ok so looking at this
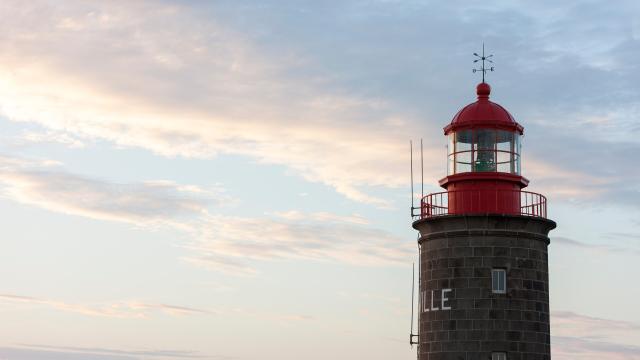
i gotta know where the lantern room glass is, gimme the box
[447,129,521,175]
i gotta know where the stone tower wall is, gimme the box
[413,215,556,360]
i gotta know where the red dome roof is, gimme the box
[444,83,523,134]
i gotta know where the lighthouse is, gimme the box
[411,52,556,360]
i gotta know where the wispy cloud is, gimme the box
[553,336,640,360]
[553,236,640,256]
[229,307,314,325]
[1,1,638,208]
[14,344,212,359]
[0,343,230,360]
[0,154,412,274]
[0,155,228,226]
[267,210,370,225]
[0,1,428,206]
[0,293,212,319]
[0,347,138,360]
[604,232,640,241]
[19,130,86,148]
[182,212,413,275]
[552,311,640,359]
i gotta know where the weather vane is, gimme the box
[473,43,494,83]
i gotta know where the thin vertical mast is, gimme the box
[417,243,421,346]
[482,42,485,83]
[420,138,424,199]
[410,262,415,347]
[410,140,414,216]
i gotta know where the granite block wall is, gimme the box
[413,215,556,360]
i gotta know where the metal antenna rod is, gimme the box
[417,244,421,342]
[409,245,421,346]
[420,138,424,199]
[410,262,415,347]
[482,43,485,83]
[410,140,414,216]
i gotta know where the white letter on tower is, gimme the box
[430,290,439,311]
[441,289,452,310]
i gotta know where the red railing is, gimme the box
[414,189,547,219]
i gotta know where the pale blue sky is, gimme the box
[0,1,639,359]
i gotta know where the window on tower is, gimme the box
[492,269,506,294]
[492,352,507,360]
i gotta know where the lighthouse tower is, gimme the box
[412,59,555,359]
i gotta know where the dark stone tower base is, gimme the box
[413,215,556,360]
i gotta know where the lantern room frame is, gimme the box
[447,128,522,175]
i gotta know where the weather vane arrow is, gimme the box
[472,43,494,83]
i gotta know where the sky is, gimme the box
[0,0,639,359]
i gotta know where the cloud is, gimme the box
[268,210,370,225]
[0,154,412,274]
[229,308,314,324]
[1,1,638,209]
[521,131,640,208]
[0,293,212,319]
[0,1,432,206]
[552,311,640,359]
[0,155,228,225]
[553,236,640,256]
[0,344,222,360]
[553,236,594,248]
[3,0,639,211]
[15,344,208,359]
[19,130,86,148]
[0,291,313,331]
[605,232,640,241]
[553,311,640,339]
[182,211,413,275]
[2,0,638,271]
[553,336,640,360]
[0,347,138,360]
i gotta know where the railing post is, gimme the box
[442,192,446,216]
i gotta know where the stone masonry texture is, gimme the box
[412,215,556,360]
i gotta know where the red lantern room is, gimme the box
[420,82,547,218]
